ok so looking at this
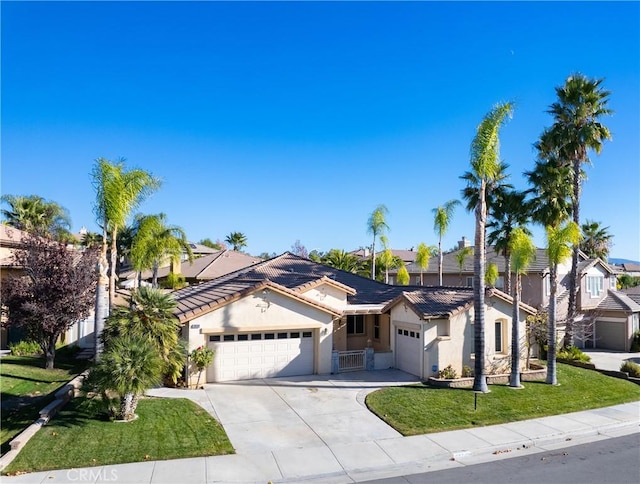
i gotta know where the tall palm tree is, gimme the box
[580,220,613,260]
[460,161,513,213]
[91,158,161,309]
[544,222,581,385]
[486,190,531,295]
[102,287,185,384]
[1,194,72,240]
[130,213,193,288]
[367,204,389,280]
[544,74,612,348]
[415,242,437,286]
[508,227,536,388]
[225,231,248,251]
[432,199,460,286]
[468,102,513,393]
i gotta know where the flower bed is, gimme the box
[427,364,547,389]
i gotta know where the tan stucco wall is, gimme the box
[389,296,528,379]
[299,283,348,310]
[184,290,335,378]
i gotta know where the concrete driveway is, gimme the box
[203,369,422,455]
[583,349,640,372]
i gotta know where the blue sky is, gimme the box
[2,1,639,260]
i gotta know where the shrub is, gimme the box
[630,331,640,352]
[9,340,41,356]
[161,272,187,290]
[557,346,591,363]
[620,361,640,378]
[437,365,457,379]
[461,365,474,377]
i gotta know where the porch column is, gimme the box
[331,350,339,374]
[365,347,374,371]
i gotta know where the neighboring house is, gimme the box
[173,252,534,384]
[120,249,261,287]
[619,263,640,278]
[0,225,95,350]
[387,240,638,352]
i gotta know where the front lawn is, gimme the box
[366,363,640,436]
[4,397,234,474]
[1,351,89,454]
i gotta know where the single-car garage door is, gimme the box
[596,320,627,351]
[395,325,422,377]
[206,330,314,382]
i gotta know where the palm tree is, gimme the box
[1,194,72,240]
[486,190,531,295]
[225,231,248,251]
[432,200,460,285]
[508,227,536,388]
[91,159,160,359]
[415,242,437,286]
[460,161,513,213]
[367,204,389,280]
[455,246,473,285]
[378,235,396,283]
[580,220,613,260]
[80,231,103,249]
[91,334,163,420]
[544,74,612,348]
[544,222,581,385]
[102,287,185,384]
[468,102,513,393]
[322,249,364,274]
[91,158,161,309]
[130,213,193,288]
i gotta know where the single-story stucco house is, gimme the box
[172,253,536,384]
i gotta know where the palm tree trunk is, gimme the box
[109,228,118,309]
[438,238,443,286]
[566,155,582,348]
[473,182,488,393]
[509,273,521,387]
[94,227,110,359]
[504,255,512,296]
[119,392,135,420]
[371,240,376,280]
[546,263,558,385]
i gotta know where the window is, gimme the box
[237,334,248,341]
[466,277,474,288]
[277,332,288,339]
[209,335,220,342]
[633,314,639,334]
[223,334,234,341]
[388,276,395,285]
[495,321,504,353]
[374,316,380,340]
[251,334,262,340]
[290,332,300,338]
[264,333,275,340]
[302,331,312,338]
[586,275,604,297]
[543,274,551,296]
[495,276,504,290]
[347,315,365,335]
[415,276,421,285]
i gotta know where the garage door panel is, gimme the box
[596,321,626,351]
[395,325,422,378]
[207,331,314,382]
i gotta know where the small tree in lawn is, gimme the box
[0,233,97,369]
[191,346,214,389]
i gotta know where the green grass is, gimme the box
[1,351,89,454]
[366,364,640,436]
[4,397,234,474]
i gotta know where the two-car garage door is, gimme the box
[206,330,314,382]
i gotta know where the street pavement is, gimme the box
[3,362,639,484]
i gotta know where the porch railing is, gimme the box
[338,350,365,372]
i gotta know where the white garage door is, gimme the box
[395,325,422,377]
[206,330,314,382]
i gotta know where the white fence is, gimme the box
[338,350,365,372]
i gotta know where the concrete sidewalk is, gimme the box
[3,369,639,484]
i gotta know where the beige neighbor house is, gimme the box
[0,225,95,350]
[388,240,639,351]
[172,252,535,384]
[119,248,261,288]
